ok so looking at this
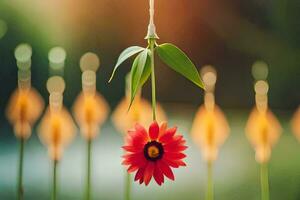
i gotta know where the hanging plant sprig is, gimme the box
[109,0,204,187]
[109,0,204,115]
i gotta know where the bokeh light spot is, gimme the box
[80,52,100,72]
[48,47,66,64]
[18,70,31,90]
[82,70,96,94]
[14,44,32,63]
[47,76,65,94]
[252,61,268,80]
[255,80,269,95]
[201,65,217,88]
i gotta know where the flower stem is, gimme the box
[86,139,92,200]
[149,39,157,121]
[260,162,269,200]
[205,162,214,200]
[125,172,131,200]
[52,160,58,200]
[17,138,24,200]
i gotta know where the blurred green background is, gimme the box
[0,0,300,199]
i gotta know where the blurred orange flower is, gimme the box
[245,108,281,163]
[6,88,44,139]
[38,107,76,161]
[191,105,230,162]
[291,107,300,142]
[73,92,109,140]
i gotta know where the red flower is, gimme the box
[122,121,187,186]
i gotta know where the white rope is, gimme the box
[149,0,154,25]
[146,0,159,39]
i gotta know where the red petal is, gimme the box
[164,144,188,152]
[164,157,187,168]
[163,135,185,145]
[159,122,168,137]
[163,158,179,168]
[125,158,147,171]
[127,165,139,173]
[122,146,142,153]
[157,160,175,181]
[139,178,144,184]
[144,162,155,186]
[159,127,177,143]
[175,160,187,167]
[135,167,145,181]
[135,123,147,136]
[153,163,164,185]
[164,152,186,160]
[149,121,159,140]
[125,128,148,148]
[122,152,146,166]
[122,152,143,160]
[122,160,131,165]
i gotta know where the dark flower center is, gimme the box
[144,141,164,161]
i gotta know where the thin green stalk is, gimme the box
[149,39,157,121]
[125,172,131,200]
[205,162,214,200]
[52,160,58,200]
[260,162,269,200]
[17,138,24,200]
[86,139,92,200]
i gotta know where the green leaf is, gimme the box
[139,51,151,86]
[109,46,145,82]
[156,43,204,89]
[129,49,149,109]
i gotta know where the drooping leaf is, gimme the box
[129,49,149,109]
[109,46,145,82]
[156,43,204,89]
[140,51,152,87]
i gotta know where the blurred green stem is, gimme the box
[52,160,58,200]
[125,172,131,200]
[17,138,24,200]
[86,139,92,200]
[260,162,269,200]
[149,39,157,121]
[205,162,214,200]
